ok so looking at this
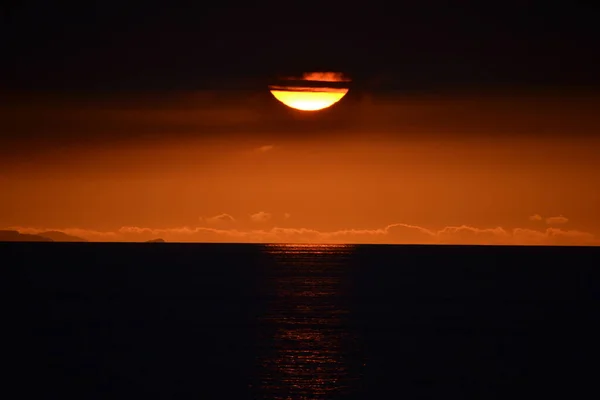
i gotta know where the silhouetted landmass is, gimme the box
[0,230,53,242]
[39,231,87,242]
[146,238,166,243]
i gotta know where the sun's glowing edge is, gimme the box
[269,89,349,111]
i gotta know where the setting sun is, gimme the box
[269,72,350,111]
[269,87,349,111]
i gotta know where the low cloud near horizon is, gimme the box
[529,214,570,225]
[529,214,543,221]
[250,211,272,223]
[7,222,599,246]
[545,215,569,225]
[255,145,275,153]
[201,213,236,224]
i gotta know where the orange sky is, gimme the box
[1,89,599,245]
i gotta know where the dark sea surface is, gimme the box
[3,243,600,399]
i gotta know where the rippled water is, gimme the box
[256,244,360,399]
[4,242,600,398]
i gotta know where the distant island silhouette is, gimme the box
[0,230,87,242]
[145,238,166,243]
[0,230,53,242]
[0,231,167,243]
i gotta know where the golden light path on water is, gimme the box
[256,244,361,399]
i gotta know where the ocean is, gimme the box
[3,243,599,399]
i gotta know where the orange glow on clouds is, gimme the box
[2,91,600,246]
[294,72,350,82]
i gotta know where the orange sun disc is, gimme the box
[268,72,350,111]
[269,88,349,111]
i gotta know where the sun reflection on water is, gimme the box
[256,244,361,398]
